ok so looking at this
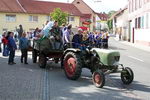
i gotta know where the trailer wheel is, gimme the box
[38,53,47,68]
[121,67,134,85]
[63,52,82,80]
[92,70,105,88]
[32,49,37,63]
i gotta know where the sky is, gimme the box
[40,0,128,13]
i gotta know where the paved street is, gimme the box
[0,38,150,100]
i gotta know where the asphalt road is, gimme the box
[0,38,150,100]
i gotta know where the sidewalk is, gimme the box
[114,37,150,52]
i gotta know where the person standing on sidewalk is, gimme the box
[19,33,29,64]
[2,32,8,56]
[6,32,17,65]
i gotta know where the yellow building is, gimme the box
[0,0,82,34]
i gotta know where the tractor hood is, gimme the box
[91,48,120,66]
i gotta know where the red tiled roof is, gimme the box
[0,0,82,16]
[96,13,108,21]
[0,0,24,13]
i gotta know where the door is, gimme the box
[132,28,135,43]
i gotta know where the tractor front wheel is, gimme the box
[121,67,134,85]
[63,52,82,80]
[92,70,105,88]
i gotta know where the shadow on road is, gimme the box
[48,64,142,100]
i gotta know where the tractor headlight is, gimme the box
[114,56,120,61]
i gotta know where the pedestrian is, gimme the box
[2,32,9,56]
[6,31,17,65]
[95,32,102,48]
[0,34,2,53]
[19,33,29,64]
[88,32,95,47]
[102,31,109,48]
[17,24,23,39]
[33,27,39,37]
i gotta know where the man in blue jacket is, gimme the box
[19,33,29,64]
[7,32,17,65]
[72,28,83,48]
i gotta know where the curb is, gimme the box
[114,37,150,52]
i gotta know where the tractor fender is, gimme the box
[63,48,81,55]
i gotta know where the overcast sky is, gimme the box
[40,0,128,13]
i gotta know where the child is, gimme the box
[19,33,29,64]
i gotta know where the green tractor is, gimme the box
[32,37,134,88]
[63,48,134,88]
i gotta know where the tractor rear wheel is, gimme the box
[38,53,47,68]
[63,52,82,80]
[121,67,134,84]
[92,70,105,88]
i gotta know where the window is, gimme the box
[138,17,141,28]
[29,15,38,22]
[77,1,80,4]
[141,16,144,28]
[135,0,137,10]
[135,18,137,28]
[3,28,8,32]
[46,16,52,21]
[139,0,142,8]
[69,16,75,21]
[146,13,149,28]
[6,15,16,22]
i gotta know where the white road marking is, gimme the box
[128,56,144,62]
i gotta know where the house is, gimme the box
[72,0,97,31]
[0,0,106,34]
[95,12,108,32]
[0,0,82,34]
[128,0,150,46]
[111,7,129,41]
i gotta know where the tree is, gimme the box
[50,8,69,26]
[107,10,116,18]
[107,19,113,30]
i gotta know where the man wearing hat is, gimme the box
[72,28,83,48]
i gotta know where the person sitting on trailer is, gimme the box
[63,24,72,49]
[50,21,62,50]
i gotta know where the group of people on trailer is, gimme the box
[38,20,109,50]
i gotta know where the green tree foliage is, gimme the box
[107,10,116,18]
[107,19,113,30]
[50,8,69,26]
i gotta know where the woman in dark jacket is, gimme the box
[6,32,17,65]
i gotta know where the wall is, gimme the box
[0,12,80,34]
[128,1,150,46]
[69,16,80,28]
[0,13,47,33]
